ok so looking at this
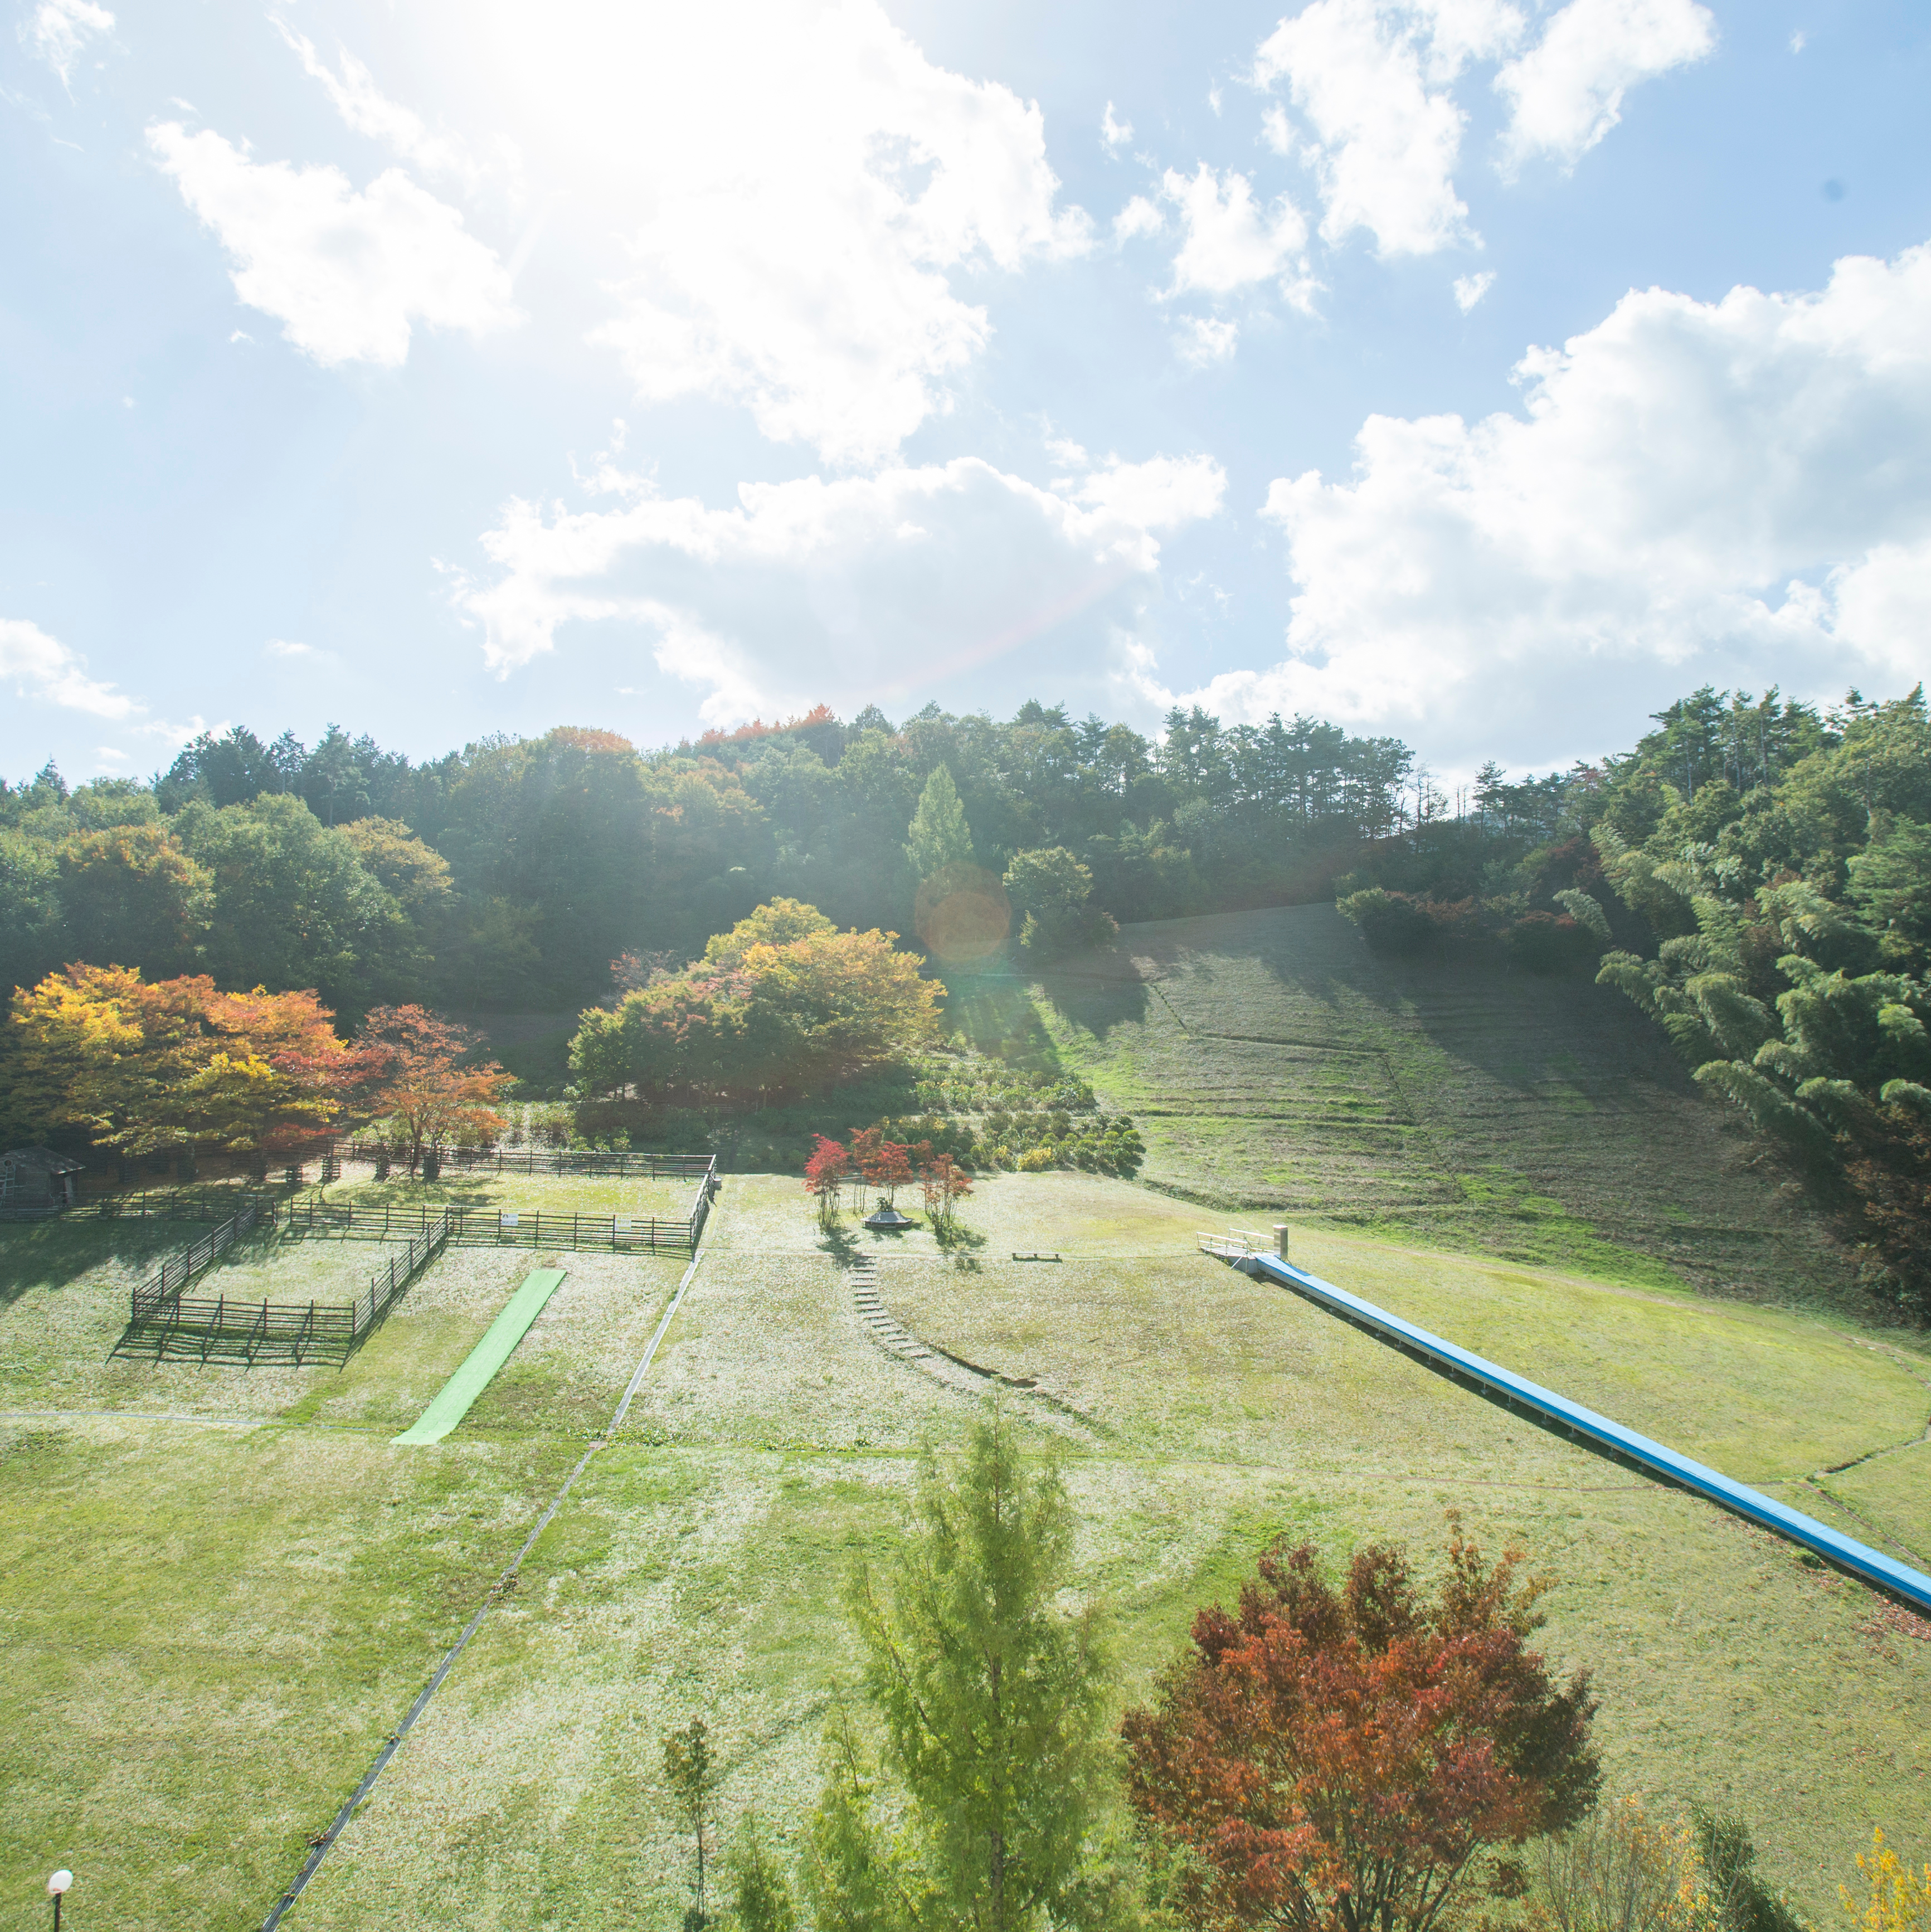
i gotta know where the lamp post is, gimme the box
[47,1871,72,1930]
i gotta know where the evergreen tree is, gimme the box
[904,765,974,880]
[811,1404,1117,1932]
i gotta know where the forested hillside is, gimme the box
[5,681,1929,1315]
[0,704,1413,1013]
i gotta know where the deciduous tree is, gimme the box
[356,1004,511,1174]
[805,1133,849,1225]
[665,1717,719,1929]
[1122,1525,1599,1932]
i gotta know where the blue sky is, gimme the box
[3,0,1928,787]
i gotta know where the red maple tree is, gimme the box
[1121,1526,1599,1932]
[356,1005,513,1176]
[804,1133,848,1223]
[917,1149,974,1229]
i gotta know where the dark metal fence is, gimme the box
[329,1141,715,1180]
[130,1195,279,1321]
[279,1193,708,1253]
[121,1208,454,1366]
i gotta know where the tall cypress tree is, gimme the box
[903,765,974,880]
[809,1405,1116,1932]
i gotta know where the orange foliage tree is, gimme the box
[1122,1526,1599,1932]
[917,1148,974,1231]
[356,1004,512,1175]
[7,964,362,1166]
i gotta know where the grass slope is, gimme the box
[1010,903,1856,1304]
[3,1170,1926,1931]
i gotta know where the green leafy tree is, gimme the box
[57,823,211,976]
[0,830,64,999]
[1004,849,1118,965]
[728,1814,800,1932]
[813,1404,1117,1932]
[174,794,393,1013]
[906,765,975,880]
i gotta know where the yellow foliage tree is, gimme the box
[1846,1830,1931,1932]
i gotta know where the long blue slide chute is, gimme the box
[1244,1251,1931,1618]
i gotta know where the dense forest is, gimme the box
[4,682,1929,1315]
[0,702,1415,1014]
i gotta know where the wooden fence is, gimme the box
[121,1208,454,1366]
[330,1142,716,1180]
[129,1194,279,1322]
[279,1193,709,1253]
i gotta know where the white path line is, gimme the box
[260,1242,709,1930]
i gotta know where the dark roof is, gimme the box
[2,1146,84,1174]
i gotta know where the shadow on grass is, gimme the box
[0,1220,188,1308]
[816,1222,860,1267]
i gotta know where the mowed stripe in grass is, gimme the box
[1029,904,1856,1302]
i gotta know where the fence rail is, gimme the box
[121,1208,454,1366]
[130,1195,279,1323]
[330,1142,715,1180]
[280,1194,709,1253]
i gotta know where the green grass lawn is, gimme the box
[1018,903,1860,1307]
[315,1169,700,1220]
[3,1166,1927,1931]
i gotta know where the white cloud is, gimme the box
[1072,453,1228,527]
[22,0,113,89]
[569,2,1089,469]
[1,616,135,718]
[265,638,313,657]
[147,123,517,367]
[1162,163,1309,296]
[1253,0,1497,257]
[1113,195,1165,242]
[1102,101,1133,153]
[1789,30,1806,54]
[451,452,1223,722]
[1453,269,1495,310]
[1176,315,1241,365]
[1498,0,1715,171]
[1182,241,1931,761]
[275,23,481,189]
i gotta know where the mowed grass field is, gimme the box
[990,903,1860,1306]
[4,1167,1924,1930]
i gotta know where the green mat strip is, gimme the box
[393,1268,568,1445]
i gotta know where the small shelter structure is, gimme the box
[0,1147,83,1218]
[863,1202,914,1232]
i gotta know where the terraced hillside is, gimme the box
[1028,904,1855,1303]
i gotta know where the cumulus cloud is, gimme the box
[1162,163,1309,296]
[1102,101,1134,153]
[1,616,135,718]
[147,123,518,367]
[570,2,1088,469]
[1498,0,1715,171]
[1170,242,1931,761]
[1253,0,1507,256]
[451,451,1223,722]
[1453,269,1495,310]
[1113,195,1165,242]
[22,0,113,88]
